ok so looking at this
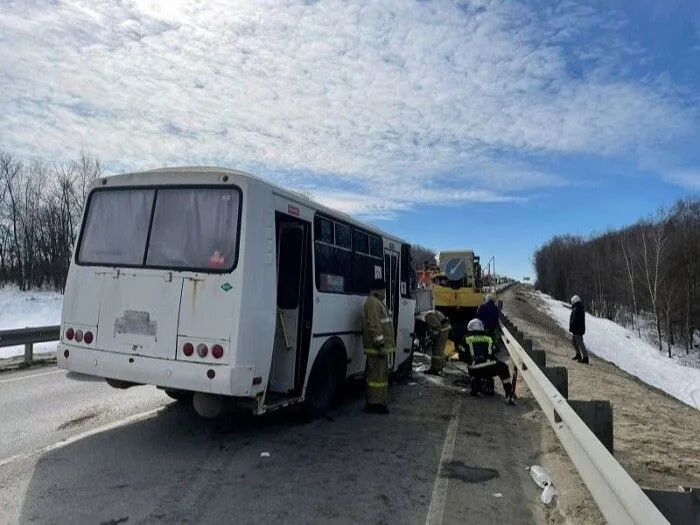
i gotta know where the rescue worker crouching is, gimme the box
[362,278,395,414]
[458,318,516,405]
[424,310,451,376]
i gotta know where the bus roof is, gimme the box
[94,166,409,246]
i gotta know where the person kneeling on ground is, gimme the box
[457,318,515,405]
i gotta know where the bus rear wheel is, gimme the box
[303,351,340,418]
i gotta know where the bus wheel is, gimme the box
[303,351,339,418]
[164,389,194,403]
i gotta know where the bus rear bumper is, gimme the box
[57,344,259,397]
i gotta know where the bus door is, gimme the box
[384,248,400,370]
[269,214,312,395]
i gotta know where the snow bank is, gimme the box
[537,291,700,411]
[0,287,63,359]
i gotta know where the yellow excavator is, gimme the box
[433,249,486,323]
[415,249,488,358]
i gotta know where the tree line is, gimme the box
[534,197,700,356]
[0,151,102,292]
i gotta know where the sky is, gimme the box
[1,0,699,280]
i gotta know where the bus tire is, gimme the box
[164,389,194,403]
[303,349,342,418]
[393,352,413,384]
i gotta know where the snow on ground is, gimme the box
[0,287,63,359]
[536,291,700,411]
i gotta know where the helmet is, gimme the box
[571,295,581,304]
[467,318,484,332]
[485,294,494,303]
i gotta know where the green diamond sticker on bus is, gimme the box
[221,282,233,292]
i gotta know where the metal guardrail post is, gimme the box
[0,325,61,364]
[500,320,670,525]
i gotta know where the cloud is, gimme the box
[308,185,526,219]
[663,170,700,190]
[0,0,697,208]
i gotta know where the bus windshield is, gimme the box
[78,187,241,272]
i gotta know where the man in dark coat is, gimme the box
[569,295,589,364]
[477,294,500,351]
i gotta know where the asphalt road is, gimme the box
[0,358,549,525]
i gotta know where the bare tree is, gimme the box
[620,228,641,336]
[639,220,668,352]
[411,244,436,270]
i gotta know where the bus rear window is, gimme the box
[78,189,155,265]
[147,188,240,270]
[77,187,241,272]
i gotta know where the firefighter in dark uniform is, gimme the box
[424,309,451,375]
[363,278,395,414]
[458,318,515,405]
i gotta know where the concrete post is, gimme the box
[529,346,546,370]
[24,343,33,364]
[642,486,700,525]
[544,366,568,398]
[569,400,614,454]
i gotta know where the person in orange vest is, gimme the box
[362,278,395,414]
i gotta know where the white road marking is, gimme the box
[425,398,462,525]
[0,406,166,468]
[0,369,63,385]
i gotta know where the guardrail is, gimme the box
[499,320,670,525]
[0,325,60,364]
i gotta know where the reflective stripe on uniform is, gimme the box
[469,360,497,369]
[367,380,389,388]
[365,347,396,355]
[440,327,451,332]
[466,335,493,344]
[380,317,392,324]
[374,335,384,343]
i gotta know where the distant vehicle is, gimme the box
[523,277,531,281]
[57,167,417,418]
[432,249,487,324]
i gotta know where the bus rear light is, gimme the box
[74,330,84,343]
[196,344,208,358]
[65,328,75,341]
[207,369,215,379]
[84,331,94,345]
[183,342,194,356]
[212,344,224,359]
[253,376,262,385]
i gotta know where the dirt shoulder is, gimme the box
[0,351,56,374]
[500,285,700,523]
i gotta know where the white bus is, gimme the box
[57,167,418,417]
